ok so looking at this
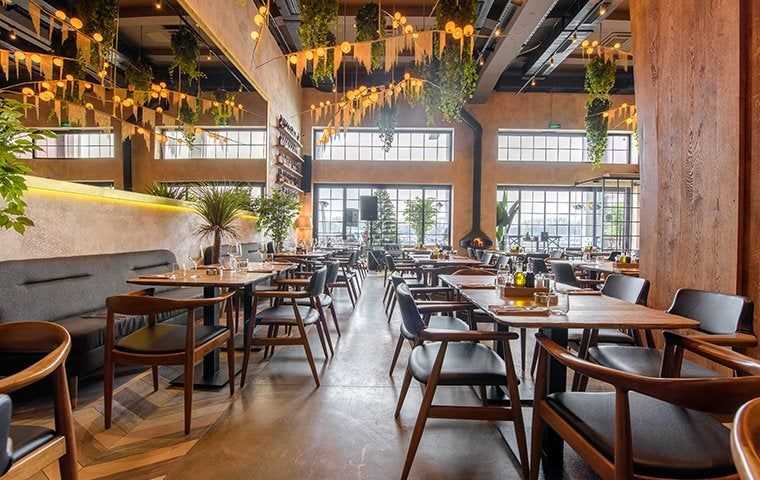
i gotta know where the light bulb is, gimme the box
[340,41,351,54]
[445,21,455,33]
[155,1,162,9]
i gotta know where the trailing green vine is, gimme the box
[211,91,236,126]
[170,26,206,85]
[75,0,118,70]
[355,3,384,71]
[125,60,153,91]
[377,104,397,152]
[419,0,478,123]
[178,98,200,145]
[299,0,337,85]
[584,56,616,165]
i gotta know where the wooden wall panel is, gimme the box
[632,0,743,309]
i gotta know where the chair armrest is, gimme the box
[687,332,758,348]
[291,271,314,278]
[663,332,760,375]
[409,286,454,294]
[127,287,156,297]
[420,328,518,342]
[255,290,310,299]
[417,302,475,314]
[275,278,310,287]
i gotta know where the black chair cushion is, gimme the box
[546,392,734,478]
[256,305,320,326]
[409,342,507,386]
[401,315,469,340]
[9,425,56,463]
[115,324,227,354]
[296,294,332,308]
[588,346,716,378]
[568,329,635,345]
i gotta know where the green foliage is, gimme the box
[496,198,520,248]
[211,91,236,126]
[377,104,397,152]
[250,189,301,251]
[0,100,54,234]
[178,99,200,145]
[125,60,153,91]
[366,189,397,246]
[355,3,384,71]
[584,57,616,166]
[435,0,477,29]
[420,47,478,123]
[403,197,440,246]
[191,184,250,264]
[145,182,189,200]
[299,0,337,85]
[77,0,118,46]
[170,26,206,83]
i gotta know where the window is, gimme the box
[164,181,265,202]
[313,128,453,162]
[157,127,267,160]
[25,128,114,159]
[497,181,640,251]
[497,130,638,164]
[314,184,451,246]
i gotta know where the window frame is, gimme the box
[155,126,268,161]
[312,127,455,162]
[496,129,637,165]
[313,183,453,246]
[24,127,115,159]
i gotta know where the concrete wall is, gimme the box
[301,89,638,246]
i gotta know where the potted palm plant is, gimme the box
[192,184,250,264]
[496,197,520,251]
[250,189,301,252]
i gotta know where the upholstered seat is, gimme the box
[296,293,332,308]
[257,305,321,326]
[400,315,469,340]
[115,324,227,354]
[568,328,635,345]
[546,391,734,478]
[409,342,508,386]
[8,426,56,463]
[588,345,716,377]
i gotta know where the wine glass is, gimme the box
[189,246,204,270]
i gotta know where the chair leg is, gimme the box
[388,295,398,320]
[183,358,194,435]
[529,405,545,480]
[318,307,334,355]
[297,321,320,387]
[227,335,236,396]
[240,320,253,389]
[530,344,540,377]
[104,355,114,429]
[346,284,356,307]
[389,334,405,375]
[68,375,79,410]
[383,279,392,304]
[394,365,413,418]
[151,365,159,392]
[329,303,341,337]
[400,382,437,480]
[315,321,329,358]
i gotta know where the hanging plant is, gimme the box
[76,0,118,69]
[179,98,200,145]
[299,0,337,85]
[355,3,384,71]
[419,0,478,123]
[170,26,206,84]
[125,60,153,91]
[584,56,616,165]
[377,104,397,152]
[211,91,236,126]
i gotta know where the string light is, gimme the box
[531,79,537,87]
[155,1,162,9]
[92,32,103,42]
[494,28,501,37]
[9,30,16,40]
[599,5,607,15]
[70,18,83,29]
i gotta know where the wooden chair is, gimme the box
[394,284,529,480]
[732,398,760,480]
[383,254,418,306]
[589,288,756,379]
[293,261,342,337]
[550,261,603,289]
[104,289,236,435]
[531,331,760,480]
[0,322,78,480]
[241,267,329,388]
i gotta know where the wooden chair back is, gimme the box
[601,274,650,305]
[733,398,760,480]
[667,288,754,335]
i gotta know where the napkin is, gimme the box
[488,305,550,316]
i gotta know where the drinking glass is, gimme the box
[170,263,179,280]
[189,246,204,269]
[550,292,570,315]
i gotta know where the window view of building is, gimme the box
[497,130,637,164]
[314,184,451,246]
[313,128,453,162]
[22,128,115,159]
[156,127,267,160]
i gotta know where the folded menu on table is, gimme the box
[488,305,550,316]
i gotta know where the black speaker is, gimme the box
[360,196,378,221]
[345,208,359,226]
[301,154,312,192]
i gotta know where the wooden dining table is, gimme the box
[128,262,295,390]
[549,259,640,277]
[438,274,698,470]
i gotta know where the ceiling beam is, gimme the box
[471,0,559,103]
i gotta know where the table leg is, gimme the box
[235,284,257,350]
[541,327,568,475]
[171,285,235,390]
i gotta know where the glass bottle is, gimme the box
[514,262,526,288]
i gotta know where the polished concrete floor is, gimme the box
[163,273,599,480]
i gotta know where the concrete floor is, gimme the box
[164,274,600,480]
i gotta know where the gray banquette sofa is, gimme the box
[0,250,198,404]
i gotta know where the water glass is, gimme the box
[238,258,249,272]
[550,292,570,315]
[170,263,179,279]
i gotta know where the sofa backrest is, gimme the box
[0,250,177,323]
